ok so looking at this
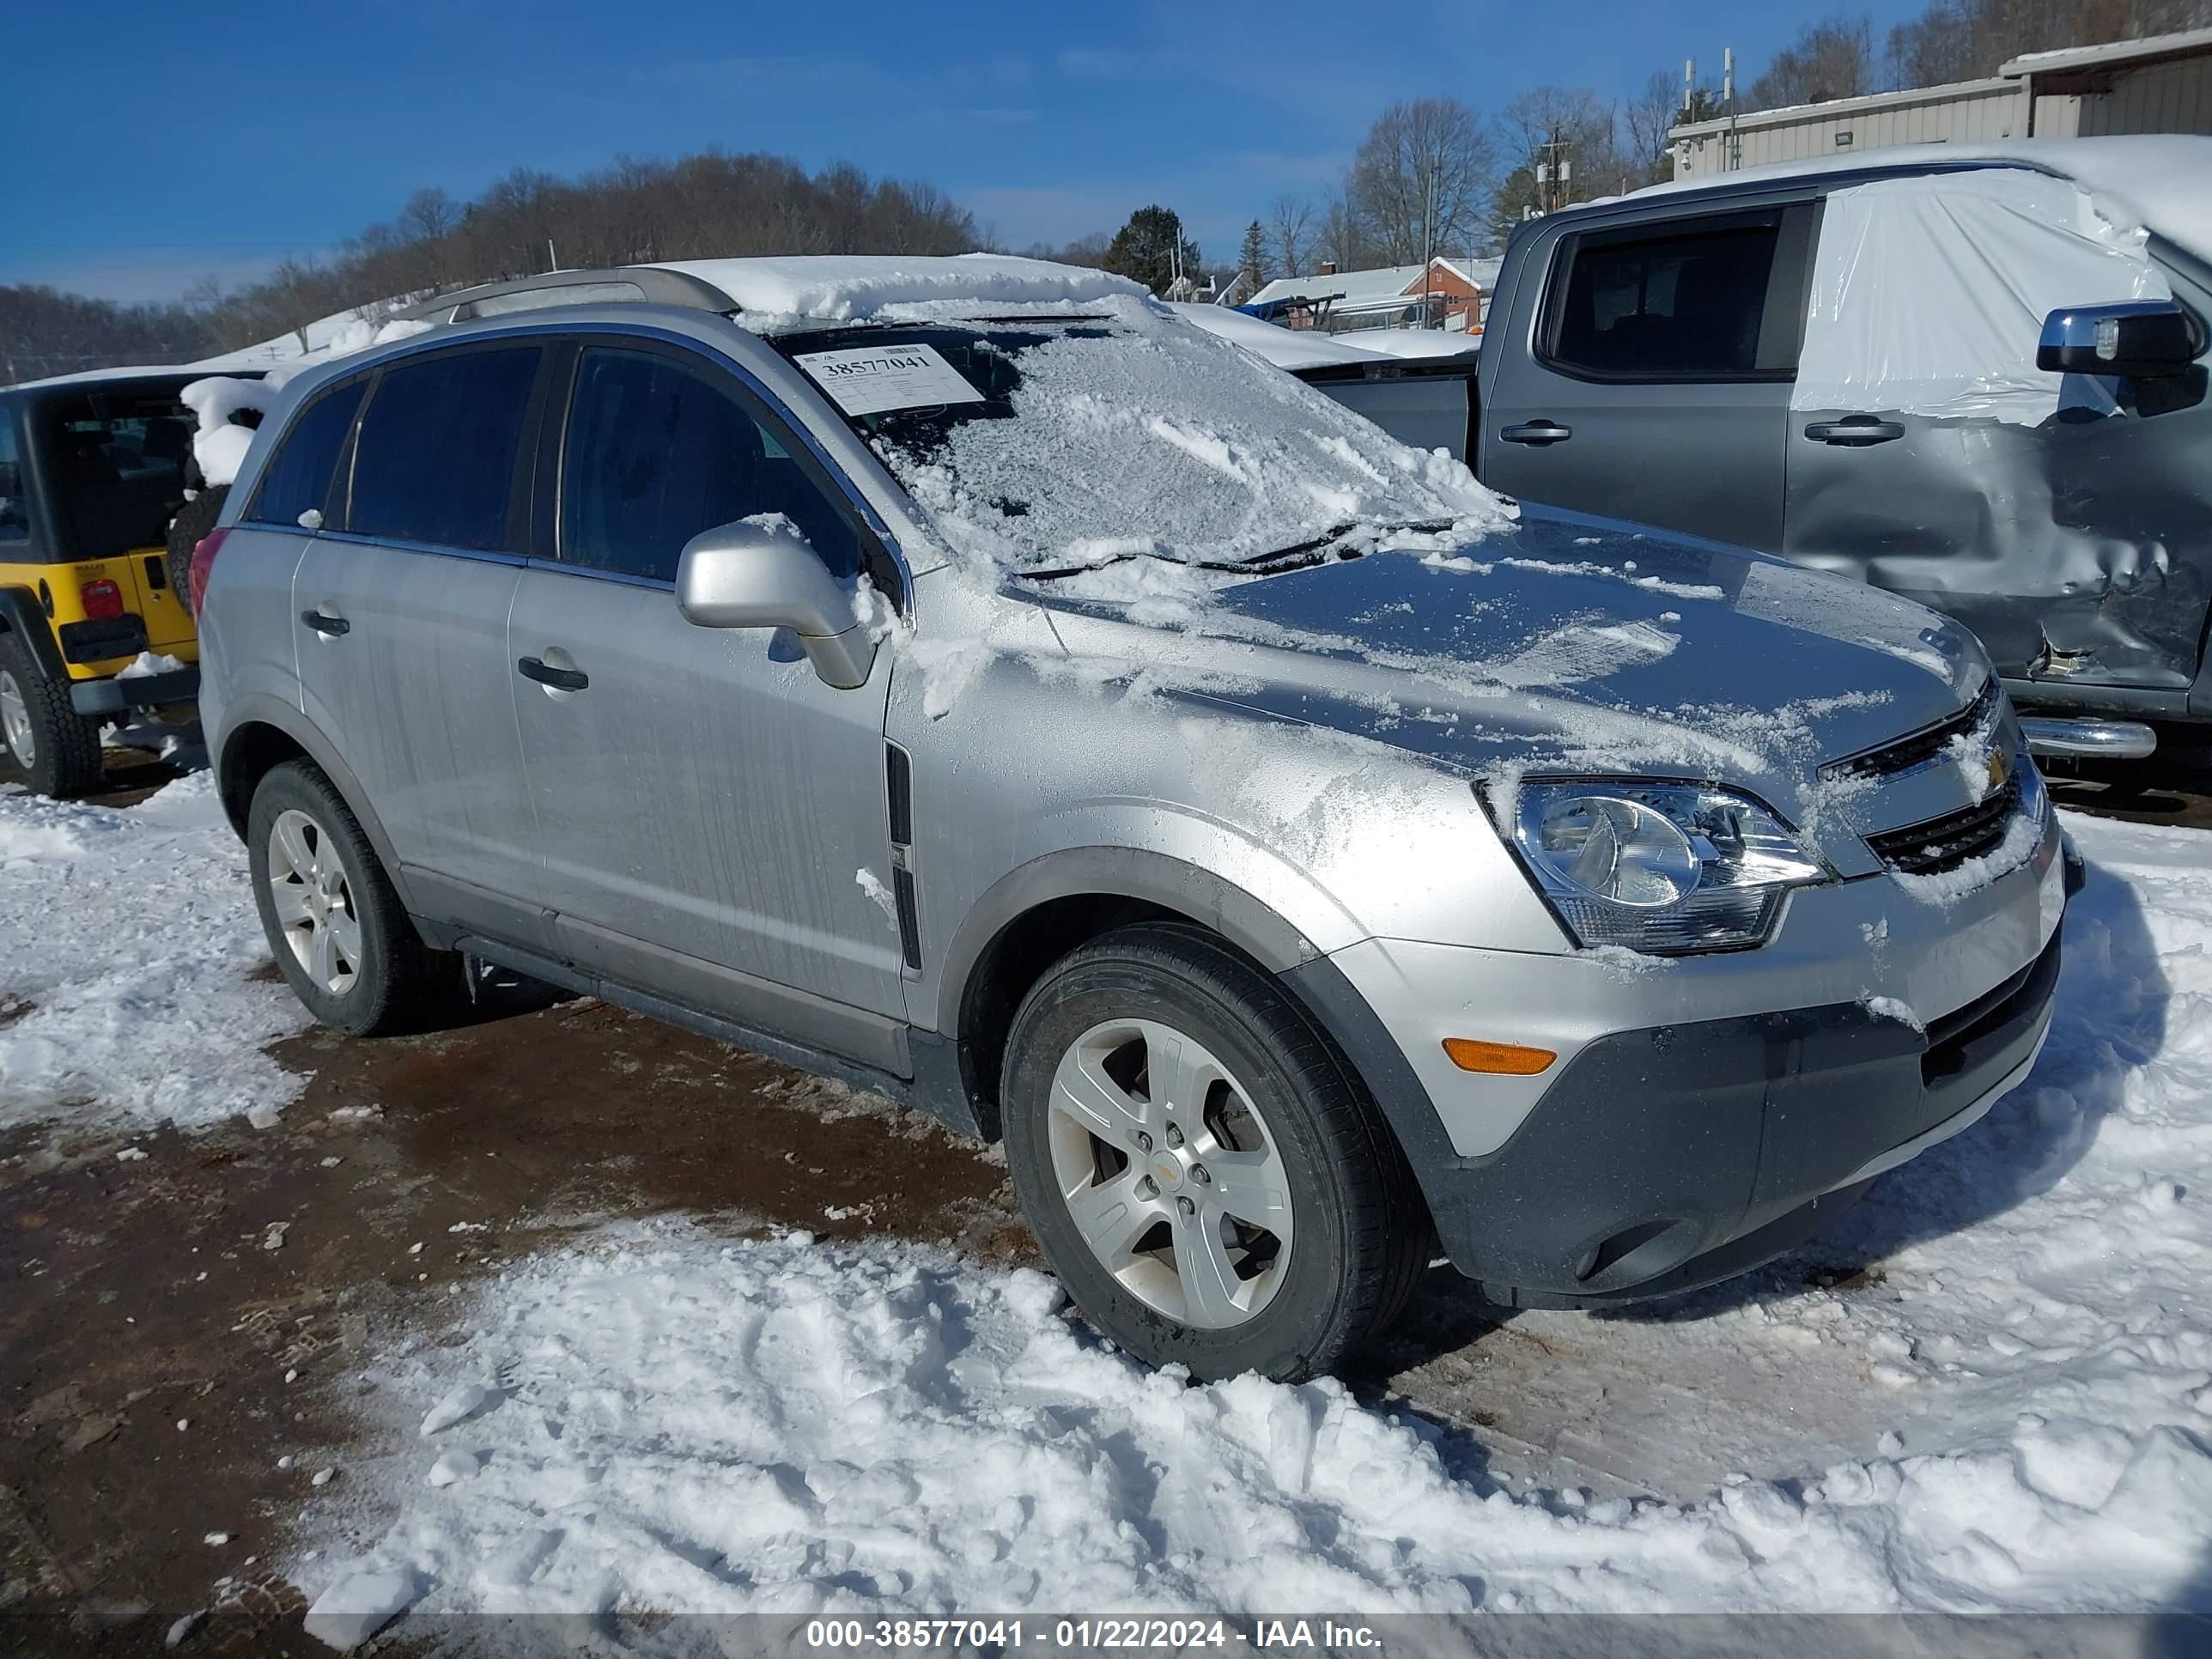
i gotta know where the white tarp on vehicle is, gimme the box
[1792,168,2171,428]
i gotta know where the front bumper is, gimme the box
[1290,819,2076,1307]
[1435,923,2060,1306]
[70,664,200,716]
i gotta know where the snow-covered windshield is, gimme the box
[772,297,1501,574]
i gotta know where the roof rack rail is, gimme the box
[393,266,739,325]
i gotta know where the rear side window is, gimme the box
[247,380,365,528]
[0,410,25,540]
[559,345,863,583]
[1546,221,1782,380]
[348,347,541,551]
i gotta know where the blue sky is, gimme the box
[3,0,1930,302]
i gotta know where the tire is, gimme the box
[0,632,104,799]
[1001,921,1429,1382]
[166,484,228,613]
[246,760,461,1036]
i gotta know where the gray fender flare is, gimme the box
[0,586,68,681]
[928,845,1325,1036]
[929,844,1453,1194]
[213,692,420,915]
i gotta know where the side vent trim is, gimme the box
[885,743,922,971]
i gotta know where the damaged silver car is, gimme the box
[1479,136,2211,763]
[196,259,2075,1381]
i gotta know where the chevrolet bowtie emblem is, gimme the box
[1987,749,2011,793]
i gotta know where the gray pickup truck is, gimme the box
[1291,137,2212,762]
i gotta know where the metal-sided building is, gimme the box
[1670,26,2212,177]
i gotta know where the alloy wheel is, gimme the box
[1046,1017,1296,1329]
[266,807,362,995]
[0,670,34,767]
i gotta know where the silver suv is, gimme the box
[196,260,2075,1382]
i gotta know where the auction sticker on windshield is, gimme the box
[794,344,985,416]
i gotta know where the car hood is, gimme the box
[1050,506,1991,818]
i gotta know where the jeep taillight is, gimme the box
[188,528,229,617]
[80,579,125,620]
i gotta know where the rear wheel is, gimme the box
[246,760,461,1035]
[0,633,104,799]
[1001,922,1427,1382]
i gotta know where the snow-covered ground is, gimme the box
[294,813,2212,1636]
[3,781,2208,1638]
[0,775,306,1133]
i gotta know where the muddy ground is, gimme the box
[3,738,2211,1653]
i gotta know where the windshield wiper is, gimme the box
[1238,518,1460,573]
[1024,519,1462,584]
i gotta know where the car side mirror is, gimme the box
[675,516,877,690]
[2038,300,2199,379]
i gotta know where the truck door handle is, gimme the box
[517,656,588,691]
[1803,416,1905,446]
[300,609,349,636]
[1500,421,1572,446]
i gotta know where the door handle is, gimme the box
[300,609,349,636]
[517,655,588,691]
[1500,421,1572,446]
[1803,416,1905,446]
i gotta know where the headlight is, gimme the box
[1510,781,1831,954]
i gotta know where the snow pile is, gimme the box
[179,375,280,489]
[180,316,434,486]
[301,807,2212,1631]
[659,254,1146,322]
[0,775,307,1132]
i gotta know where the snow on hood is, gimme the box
[655,253,1147,322]
[1032,506,1987,830]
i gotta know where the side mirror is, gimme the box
[2038,300,2199,379]
[675,516,877,690]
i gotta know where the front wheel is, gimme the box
[0,633,104,799]
[1001,923,1427,1382]
[246,760,461,1036]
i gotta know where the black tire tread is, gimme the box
[1006,919,1430,1380]
[0,631,105,799]
[166,485,228,614]
[248,760,460,1036]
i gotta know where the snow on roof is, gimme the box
[1249,256,1488,313]
[3,363,221,393]
[2002,23,2212,74]
[1632,136,2212,266]
[1167,304,1392,368]
[648,254,1146,321]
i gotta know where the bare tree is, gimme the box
[1315,186,1368,271]
[1747,13,1875,108]
[1887,0,2211,87]
[398,187,460,243]
[1622,69,1687,186]
[1346,98,1497,267]
[1267,193,1314,279]
[1493,86,1620,234]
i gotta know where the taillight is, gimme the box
[80,578,125,620]
[188,528,230,617]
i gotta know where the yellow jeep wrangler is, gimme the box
[0,370,212,797]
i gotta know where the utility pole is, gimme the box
[1723,46,1741,171]
[1534,135,1572,214]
